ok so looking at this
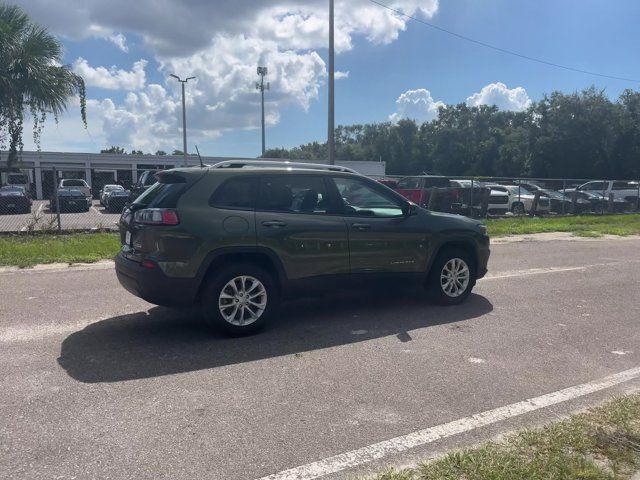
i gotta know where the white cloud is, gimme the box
[389,88,445,123]
[15,0,441,152]
[72,58,147,91]
[16,1,439,57]
[335,71,349,80]
[466,82,532,111]
[107,33,128,52]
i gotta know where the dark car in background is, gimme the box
[104,188,131,213]
[129,170,160,200]
[542,189,591,213]
[575,191,628,213]
[50,189,91,212]
[0,186,32,214]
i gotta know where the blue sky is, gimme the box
[16,0,640,157]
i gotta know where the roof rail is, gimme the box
[210,159,359,174]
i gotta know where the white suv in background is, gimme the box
[487,185,550,214]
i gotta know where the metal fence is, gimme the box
[0,166,159,233]
[372,175,640,219]
[1,166,639,233]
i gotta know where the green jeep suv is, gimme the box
[115,161,490,335]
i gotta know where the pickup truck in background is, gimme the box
[395,175,490,216]
[129,170,159,201]
[58,179,91,198]
[561,180,640,204]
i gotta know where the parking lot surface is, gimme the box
[0,200,120,232]
[1,237,640,479]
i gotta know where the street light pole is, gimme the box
[328,0,335,165]
[170,74,196,167]
[256,67,270,156]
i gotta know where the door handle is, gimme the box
[262,220,287,228]
[352,223,371,231]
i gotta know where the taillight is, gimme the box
[134,208,180,225]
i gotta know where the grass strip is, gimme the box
[485,213,640,237]
[367,394,640,480]
[0,214,638,267]
[0,233,120,268]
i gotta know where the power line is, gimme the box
[367,0,640,84]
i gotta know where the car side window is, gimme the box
[333,177,404,217]
[397,177,421,189]
[210,176,259,210]
[257,175,331,214]
[612,181,632,190]
[580,181,605,191]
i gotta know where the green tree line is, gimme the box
[264,87,640,180]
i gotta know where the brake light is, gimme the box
[141,260,155,269]
[134,208,180,225]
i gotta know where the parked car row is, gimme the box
[385,176,639,216]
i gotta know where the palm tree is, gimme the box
[0,3,86,167]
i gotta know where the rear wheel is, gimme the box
[427,248,476,305]
[201,263,278,336]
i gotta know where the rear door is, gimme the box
[255,174,349,281]
[330,175,431,274]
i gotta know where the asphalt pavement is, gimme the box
[1,237,640,479]
[0,200,120,232]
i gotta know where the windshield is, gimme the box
[7,174,28,184]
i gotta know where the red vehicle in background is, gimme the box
[377,178,399,189]
[395,176,451,206]
[394,175,488,216]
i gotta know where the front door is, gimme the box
[330,176,431,274]
[255,174,349,281]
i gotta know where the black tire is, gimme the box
[511,202,525,215]
[426,248,476,305]
[200,263,278,336]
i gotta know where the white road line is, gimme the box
[482,265,588,279]
[481,261,640,280]
[257,366,640,480]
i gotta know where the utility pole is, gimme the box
[327,0,335,165]
[256,67,270,156]
[170,74,196,167]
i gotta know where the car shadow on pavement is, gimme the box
[58,289,493,383]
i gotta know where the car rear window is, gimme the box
[397,177,422,189]
[423,177,450,188]
[62,179,86,186]
[133,173,187,208]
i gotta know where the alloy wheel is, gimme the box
[218,275,267,326]
[440,258,470,298]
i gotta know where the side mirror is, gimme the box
[403,203,418,217]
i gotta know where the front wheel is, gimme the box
[427,248,476,305]
[511,202,525,215]
[201,264,278,336]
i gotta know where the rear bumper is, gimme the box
[115,252,199,307]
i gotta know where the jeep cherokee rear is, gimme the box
[115,161,490,335]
